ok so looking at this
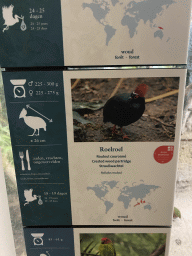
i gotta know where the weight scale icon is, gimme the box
[31,233,44,245]
[40,252,50,256]
[11,79,26,98]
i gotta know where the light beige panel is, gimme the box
[63,69,186,226]
[61,0,191,66]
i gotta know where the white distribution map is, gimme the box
[82,0,174,45]
[87,180,160,214]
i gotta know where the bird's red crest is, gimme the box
[101,237,112,244]
[134,83,148,97]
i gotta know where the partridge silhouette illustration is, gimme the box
[19,108,47,136]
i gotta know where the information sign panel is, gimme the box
[0,0,191,67]
[62,0,191,66]
[64,69,186,226]
[2,71,72,226]
[24,227,171,256]
[2,68,186,226]
[0,0,64,67]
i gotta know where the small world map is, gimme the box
[82,0,175,45]
[87,180,160,213]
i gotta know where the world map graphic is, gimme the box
[82,0,175,45]
[87,180,160,213]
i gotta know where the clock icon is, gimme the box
[13,86,26,98]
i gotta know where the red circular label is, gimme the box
[154,146,174,164]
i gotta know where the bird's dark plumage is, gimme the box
[103,84,148,129]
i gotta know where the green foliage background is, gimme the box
[80,233,166,256]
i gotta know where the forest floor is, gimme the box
[72,77,179,142]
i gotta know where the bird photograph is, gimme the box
[80,233,167,256]
[71,77,179,142]
[103,83,148,139]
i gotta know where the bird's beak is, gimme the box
[132,92,139,99]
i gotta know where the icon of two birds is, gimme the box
[99,237,116,256]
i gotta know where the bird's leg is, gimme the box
[112,125,118,134]
[28,129,36,136]
[2,26,9,33]
[121,128,129,139]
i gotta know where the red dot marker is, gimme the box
[154,146,174,164]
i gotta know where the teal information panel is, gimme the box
[0,0,64,67]
[2,71,72,226]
